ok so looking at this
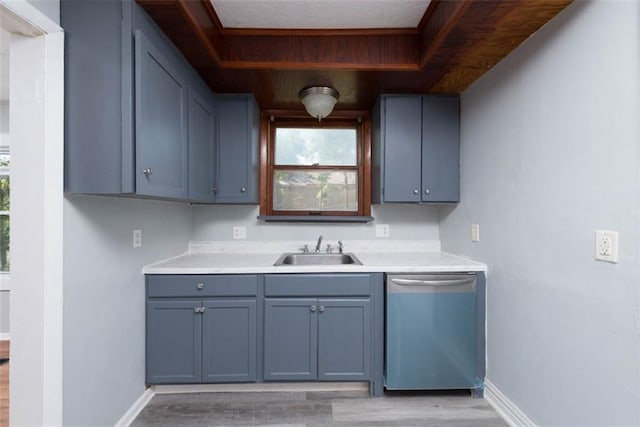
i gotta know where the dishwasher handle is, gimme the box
[391,277,474,286]
[388,275,476,294]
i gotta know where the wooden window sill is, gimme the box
[257,215,374,223]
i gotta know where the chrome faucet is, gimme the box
[315,235,323,253]
[338,240,344,254]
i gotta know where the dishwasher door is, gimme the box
[385,273,478,390]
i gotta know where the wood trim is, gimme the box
[137,0,573,109]
[258,116,270,216]
[263,110,370,120]
[418,0,473,68]
[262,116,370,217]
[361,114,372,217]
[177,0,224,66]
[221,33,420,71]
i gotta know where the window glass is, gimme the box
[273,170,358,211]
[275,128,357,166]
[0,148,9,272]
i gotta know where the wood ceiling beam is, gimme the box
[136,0,225,68]
[417,0,473,69]
[220,31,420,71]
[425,0,574,92]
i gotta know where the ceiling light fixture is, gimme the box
[299,86,339,121]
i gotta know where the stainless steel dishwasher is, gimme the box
[385,273,480,391]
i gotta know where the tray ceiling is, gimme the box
[137,0,573,112]
[210,0,431,29]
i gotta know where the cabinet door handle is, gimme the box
[194,307,200,313]
[143,168,153,176]
[212,187,217,194]
[310,305,317,312]
[413,189,419,195]
[424,189,430,195]
[240,186,246,193]
[318,305,325,313]
[196,283,204,290]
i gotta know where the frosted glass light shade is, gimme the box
[299,86,339,120]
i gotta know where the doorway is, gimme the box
[0,1,63,425]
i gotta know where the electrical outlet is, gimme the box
[133,229,142,248]
[233,226,247,239]
[595,230,618,263]
[376,224,390,238]
[471,224,480,242]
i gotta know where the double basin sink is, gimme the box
[274,252,362,266]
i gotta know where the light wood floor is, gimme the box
[133,389,507,426]
[0,340,9,427]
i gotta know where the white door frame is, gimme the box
[0,1,63,425]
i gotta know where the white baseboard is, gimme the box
[114,387,155,427]
[0,333,10,341]
[484,379,537,427]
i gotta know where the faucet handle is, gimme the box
[338,240,344,254]
[326,243,333,253]
[301,244,309,253]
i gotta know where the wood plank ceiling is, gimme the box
[137,0,572,112]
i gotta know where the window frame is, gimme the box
[260,113,371,219]
[0,145,9,279]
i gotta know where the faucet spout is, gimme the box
[315,235,323,253]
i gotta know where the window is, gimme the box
[261,117,371,218]
[0,147,8,272]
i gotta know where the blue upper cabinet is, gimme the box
[188,85,217,203]
[372,95,460,203]
[62,0,227,203]
[135,30,188,199]
[421,96,460,202]
[215,95,260,204]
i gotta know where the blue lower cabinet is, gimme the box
[146,274,259,385]
[202,300,257,383]
[264,298,318,381]
[146,300,202,384]
[264,297,372,382]
[146,273,384,393]
[318,299,371,381]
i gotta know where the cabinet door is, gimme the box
[216,96,259,203]
[382,96,423,202]
[135,30,188,199]
[146,300,202,384]
[264,298,318,381]
[317,299,371,381]
[421,96,460,202]
[188,88,217,202]
[202,300,257,383]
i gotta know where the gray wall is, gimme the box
[439,1,640,425]
[192,204,441,242]
[26,0,59,25]
[63,195,191,426]
[0,291,8,334]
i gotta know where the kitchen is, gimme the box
[2,0,640,426]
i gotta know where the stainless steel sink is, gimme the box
[274,252,362,266]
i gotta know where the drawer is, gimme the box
[146,275,258,298]
[264,274,372,297]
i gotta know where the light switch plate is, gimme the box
[133,229,142,248]
[471,224,480,242]
[376,224,390,238]
[233,226,247,239]
[595,230,618,263]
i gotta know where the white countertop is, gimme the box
[143,240,486,274]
